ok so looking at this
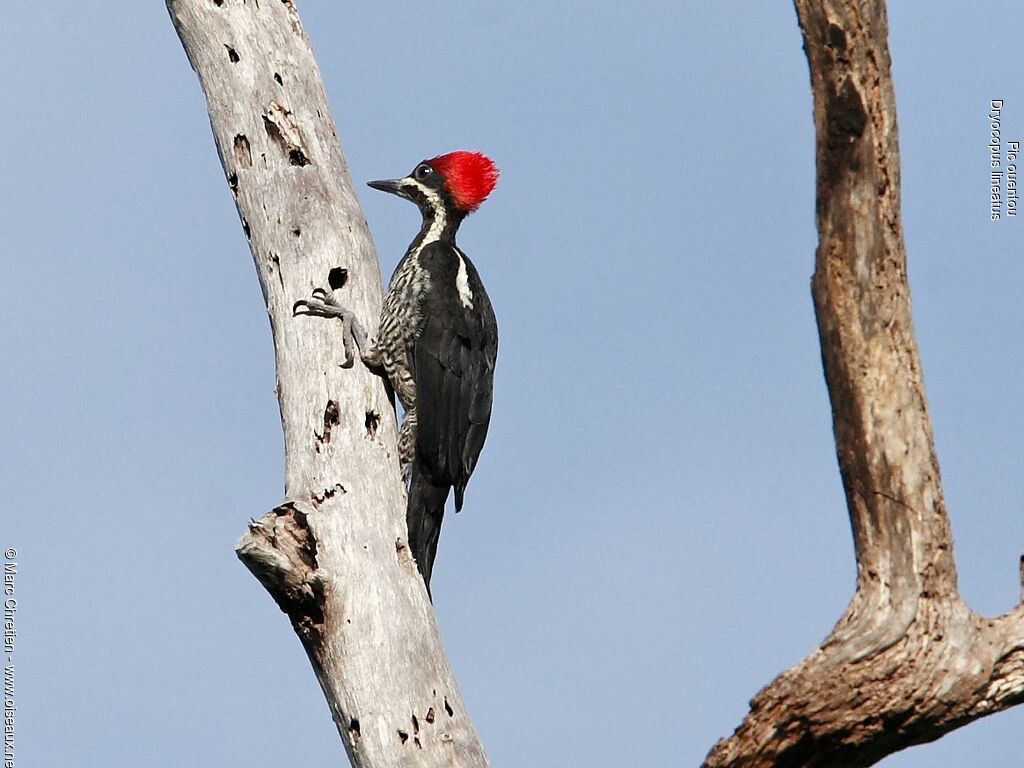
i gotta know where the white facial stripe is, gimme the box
[400,178,447,243]
[400,178,472,309]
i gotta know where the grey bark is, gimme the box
[165,1,490,766]
[703,2,1024,766]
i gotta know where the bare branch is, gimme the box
[165,1,490,765]
[702,2,1024,766]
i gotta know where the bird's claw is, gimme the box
[293,287,342,318]
[293,287,371,369]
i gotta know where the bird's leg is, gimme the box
[293,288,382,369]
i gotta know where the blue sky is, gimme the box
[2,2,1022,765]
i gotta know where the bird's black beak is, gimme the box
[367,178,407,197]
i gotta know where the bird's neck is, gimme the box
[417,204,463,247]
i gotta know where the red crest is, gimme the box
[427,151,499,213]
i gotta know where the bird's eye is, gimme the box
[414,164,433,181]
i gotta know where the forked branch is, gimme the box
[702,3,1024,767]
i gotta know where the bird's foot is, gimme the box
[293,288,373,368]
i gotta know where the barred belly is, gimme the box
[376,249,430,470]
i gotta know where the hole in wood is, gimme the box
[365,410,380,437]
[262,114,310,167]
[232,134,252,169]
[328,267,348,290]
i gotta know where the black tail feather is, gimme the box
[407,462,450,597]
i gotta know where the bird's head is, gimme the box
[368,151,499,220]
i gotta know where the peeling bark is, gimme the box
[165,1,490,765]
[702,3,1024,767]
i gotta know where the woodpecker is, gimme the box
[294,151,499,595]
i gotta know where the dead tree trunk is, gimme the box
[165,1,490,766]
[703,2,1024,767]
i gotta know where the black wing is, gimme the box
[414,242,498,510]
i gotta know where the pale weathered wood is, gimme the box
[702,3,1024,766]
[165,1,490,765]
